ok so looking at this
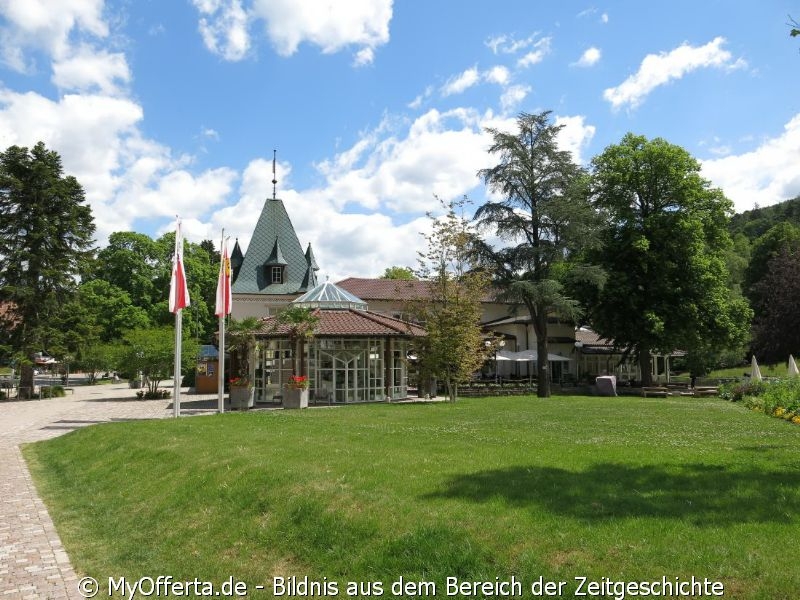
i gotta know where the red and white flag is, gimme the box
[215,236,232,317]
[169,220,190,313]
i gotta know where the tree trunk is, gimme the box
[639,348,652,387]
[532,308,550,398]
[19,363,34,399]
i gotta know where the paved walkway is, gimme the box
[0,383,222,599]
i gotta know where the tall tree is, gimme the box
[743,221,800,307]
[412,198,491,402]
[472,111,600,397]
[587,133,751,385]
[751,248,800,363]
[0,142,95,396]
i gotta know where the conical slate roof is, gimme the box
[230,239,244,284]
[293,281,368,310]
[232,198,309,294]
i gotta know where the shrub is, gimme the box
[136,389,172,400]
[760,378,800,415]
[720,379,767,402]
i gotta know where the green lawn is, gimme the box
[24,396,800,599]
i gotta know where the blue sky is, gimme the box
[1,1,799,280]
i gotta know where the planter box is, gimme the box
[283,388,309,409]
[229,385,254,410]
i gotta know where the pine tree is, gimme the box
[0,142,95,396]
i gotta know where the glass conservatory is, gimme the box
[254,281,424,405]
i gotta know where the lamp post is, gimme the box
[574,340,583,382]
[495,339,506,383]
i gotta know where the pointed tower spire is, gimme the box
[272,149,277,200]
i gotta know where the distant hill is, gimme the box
[730,196,800,240]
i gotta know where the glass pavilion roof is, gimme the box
[292,280,368,310]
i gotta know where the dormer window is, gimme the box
[271,266,284,284]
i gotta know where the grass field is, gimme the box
[24,396,800,599]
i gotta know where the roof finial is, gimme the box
[272,149,277,200]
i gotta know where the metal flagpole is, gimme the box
[217,230,226,413]
[174,308,182,418]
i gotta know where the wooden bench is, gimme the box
[641,386,670,397]
[693,386,719,397]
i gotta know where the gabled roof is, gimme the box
[337,277,506,304]
[337,277,434,301]
[257,308,426,338]
[232,198,309,295]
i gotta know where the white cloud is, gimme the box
[603,37,744,110]
[249,0,392,62]
[441,66,480,96]
[0,0,108,69]
[517,37,552,68]
[701,114,800,212]
[554,115,596,164]
[353,46,375,66]
[500,84,531,112]
[485,33,542,56]
[484,65,510,85]
[408,86,433,109]
[573,46,601,68]
[193,0,251,61]
[601,13,609,24]
[51,45,130,95]
[315,108,490,215]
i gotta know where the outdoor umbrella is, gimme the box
[750,355,763,382]
[789,355,799,378]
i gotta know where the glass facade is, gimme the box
[253,337,410,404]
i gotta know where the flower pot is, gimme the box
[229,385,254,410]
[283,388,309,409]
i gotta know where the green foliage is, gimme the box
[90,231,220,341]
[743,222,800,303]
[121,327,199,394]
[226,317,262,385]
[0,142,95,393]
[135,389,171,400]
[586,133,752,385]
[76,342,124,384]
[719,379,767,402]
[380,266,417,280]
[751,248,800,363]
[473,112,599,397]
[413,198,490,402]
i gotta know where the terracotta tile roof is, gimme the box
[336,277,433,301]
[258,308,426,338]
[336,277,504,303]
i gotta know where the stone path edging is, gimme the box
[0,383,220,599]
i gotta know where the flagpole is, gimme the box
[174,308,182,418]
[170,217,190,419]
[217,229,226,413]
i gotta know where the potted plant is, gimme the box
[283,374,310,409]
[226,317,262,410]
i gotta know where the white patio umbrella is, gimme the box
[788,355,799,378]
[750,355,763,382]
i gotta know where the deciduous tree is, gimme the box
[412,198,490,402]
[587,134,751,385]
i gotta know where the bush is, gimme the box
[136,389,172,400]
[719,379,767,402]
[760,379,800,415]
